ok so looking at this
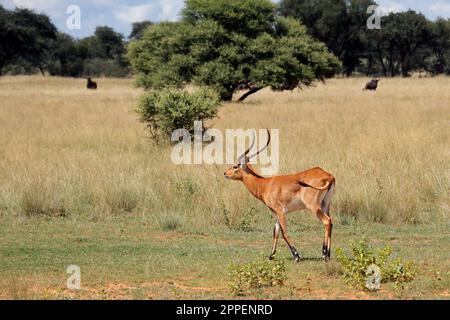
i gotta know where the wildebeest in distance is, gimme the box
[86,77,97,90]
[363,79,379,91]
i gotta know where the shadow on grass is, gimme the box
[300,257,325,262]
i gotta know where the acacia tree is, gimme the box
[127,0,340,101]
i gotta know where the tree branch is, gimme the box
[238,87,264,102]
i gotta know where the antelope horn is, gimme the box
[246,129,271,161]
[237,130,256,164]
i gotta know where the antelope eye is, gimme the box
[233,165,239,170]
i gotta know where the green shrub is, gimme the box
[172,177,200,196]
[228,257,287,296]
[136,87,220,140]
[235,206,257,232]
[336,240,417,291]
[220,201,258,232]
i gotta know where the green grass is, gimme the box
[0,213,448,299]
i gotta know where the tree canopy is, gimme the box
[279,0,450,77]
[129,21,154,40]
[3,1,450,80]
[127,0,341,101]
[0,5,57,75]
[0,5,129,77]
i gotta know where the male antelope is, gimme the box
[224,130,335,262]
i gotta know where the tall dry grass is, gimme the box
[0,76,448,226]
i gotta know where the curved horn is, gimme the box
[246,129,271,161]
[237,130,256,164]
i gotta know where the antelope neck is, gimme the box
[241,171,267,201]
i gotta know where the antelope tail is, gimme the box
[299,180,333,190]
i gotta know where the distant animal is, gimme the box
[224,129,336,262]
[86,77,97,90]
[363,79,379,91]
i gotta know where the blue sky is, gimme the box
[1,0,450,38]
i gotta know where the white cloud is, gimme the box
[379,2,406,15]
[114,4,154,24]
[158,0,182,21]
[429,1,450,15]
[11,0,59,10]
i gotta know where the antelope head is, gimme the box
[224,129,271,180]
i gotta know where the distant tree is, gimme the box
[47,33,84,77]
[279,0,376,76]
[80,26,125,60]
[0,6,57,75]
[93,26,125,60]
[374,11,430,77]
[424,18,450,75]
[127,0,340,101]
[79,26,129,77]
[129,21,153,40]
[0,5,14,75]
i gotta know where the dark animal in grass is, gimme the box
[363,79,379,91]
[86,77,97,90]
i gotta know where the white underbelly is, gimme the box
[285,197,306,213]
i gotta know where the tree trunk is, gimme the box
[377,46,387,77]
[238,87,263,102]
[39,66,45,76]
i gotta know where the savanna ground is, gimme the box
[0,76,449,300]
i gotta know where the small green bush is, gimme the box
[235,207,257,232]
[228,257,287,296]
[136,87,220,140]
[172,177,200,196]
[220,201,258,232]
[336,240,417,291]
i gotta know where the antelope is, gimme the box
[86,77,97,90]
[224,130,335,262]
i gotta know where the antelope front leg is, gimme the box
[277,212,300,262]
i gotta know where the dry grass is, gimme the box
[1,76,449,300]
[0,76,448,225]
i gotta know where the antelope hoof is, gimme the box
[294,255,300,263]
[269,255,275,261]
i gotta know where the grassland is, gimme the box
[0,76,449,299]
